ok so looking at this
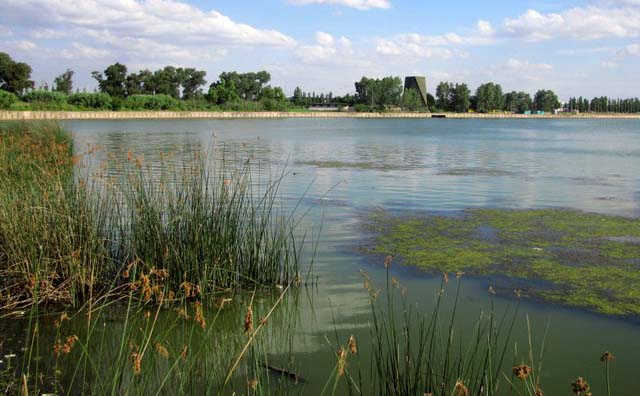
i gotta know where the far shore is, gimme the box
[2,110,640,121]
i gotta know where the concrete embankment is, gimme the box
[1,111,639,120]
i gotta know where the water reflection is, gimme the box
[59,118,640,395]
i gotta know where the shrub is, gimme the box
[125,94,180,110]
[0,90,18,109]
[21,90,68,105]
[67,92,113,110]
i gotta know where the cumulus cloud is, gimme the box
[296,31,370,68]
[374,21,495,60]
[0,0,296,54]
[504,6,640,41]
[288,0,391,10]
[502,58,553,72]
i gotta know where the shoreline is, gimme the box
[1,110,640,120]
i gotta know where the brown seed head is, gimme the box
[454,380,469,396]
[155,342,169,360]
[600,351,615,362]
[443,272,449,284]
[384,255,393,268]
[535,388,544,396]
[571,377,590,394]
[130,352,142,375]
[244,305,254,335]
[194,301,206,330]
[337,347,348,377]
[513,364,533,381]
[348,335,357,354]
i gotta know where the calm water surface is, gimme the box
[61,119,640,394]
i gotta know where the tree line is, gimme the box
[1,51,639,113]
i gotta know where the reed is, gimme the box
[0,121,302,309]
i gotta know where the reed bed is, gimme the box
[0,122,302,310]
[323,258,616,396]
[0,121,306,395]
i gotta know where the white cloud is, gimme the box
[625,43,640,55]
[504,6,640,41]
[0,0,296,48]
[0,26,12,37]
[601,60,619,68]
[502,58,553,72]
[315,32,335,46]
[477,20,496,36]
[288,0,391,10]
[375,38,465,59]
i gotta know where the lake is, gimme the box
[14,118,640,394]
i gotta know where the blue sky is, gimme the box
[1,0,639,99]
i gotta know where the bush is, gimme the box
[67,92,113,110]
[124,94,180,110]
[21,90,68,105]
[0,90,18,109]
[261,99,290,111]
[8,101,31,111]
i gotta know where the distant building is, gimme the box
[404,76,428,109]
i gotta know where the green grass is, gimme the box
[0,122,303,309]
[365,208,640,316]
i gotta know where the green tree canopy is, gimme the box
[475,82,503,113]
[0,52,34,94]
[533,89,560,112]
[503,91,532,113]
[355,76,403,110]
[53,69,74,95]
[92,63,128,98]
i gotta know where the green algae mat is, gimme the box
[366,209,640,316]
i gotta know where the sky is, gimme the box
[1,0,639,99]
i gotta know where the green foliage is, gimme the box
[213,71,271,101]
[533,89,560,112]
[475,82,503,113]
[124,94,180,110]
[92,62,128,98]
[400,88,424,111]
[0,123,302,308]
[0,52,34,94]
[53,69,74,95]
[0,89,18,109]
[21,89,68,105]
[503,91,533,113]
[355,76,403,110]
[435,81,470,112]
[67,92,113,110]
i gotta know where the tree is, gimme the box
[0,52,34,94]
[354,76,403,110]
[401,88,423,111]
[152,66,181,99]
[258,86,286,102]
[533,90,560,112]
[435,82,451,111]
[179,68,207,100]
[53,69,74,95]
[503,91,532,113]
[451,83,470,113]
[292,86,304,106]
[207,80,240,105]
[475,82,503,113]
[92,63,128,98]
[215,71,271,101]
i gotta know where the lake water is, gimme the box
[59,119,640,394]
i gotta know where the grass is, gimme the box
[0,121,303,309]
[365,208,640,316]
[0,121,308,395]
[323,260,615,396]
